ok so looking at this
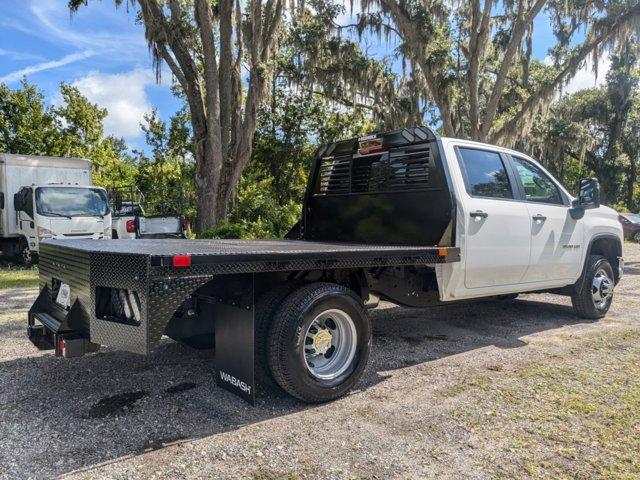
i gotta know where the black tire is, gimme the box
[17,238,37,266]
[497,293,519,301]
[254,282,301,389]
[571,255,615,319]
[267,282,371,403]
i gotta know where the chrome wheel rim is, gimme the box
[303,308,357,380]
[592,268,613,310]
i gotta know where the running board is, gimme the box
[28,312,100,358]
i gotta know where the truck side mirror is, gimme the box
[569,178,600,220]
[13,192,22,212]
[578,177,600,208]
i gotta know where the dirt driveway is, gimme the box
[1,245,639,479]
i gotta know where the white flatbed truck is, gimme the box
[27,127,623,404]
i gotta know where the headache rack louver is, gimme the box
[318,145,431,195]
[314,126,437,196]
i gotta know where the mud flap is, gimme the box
[201,274,255,405]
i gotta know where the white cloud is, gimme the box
[0,50,95,83]
[68,69,155,139]
[0,48,43,61]
[561,52,612,95]
[0,0,148,63]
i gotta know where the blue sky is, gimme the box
[0,0,608,152]
[0,0,180,151]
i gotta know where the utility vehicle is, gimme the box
[0,154,111,265]
[110,186,188,240]
[27,127,623,404]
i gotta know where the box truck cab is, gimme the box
[0,154,111,264]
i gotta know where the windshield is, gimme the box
[36,187,109,217]
[623,214,640,223]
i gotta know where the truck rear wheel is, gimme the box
[254,283,300,389]
[571,255,615,319]
[267,283,371,403]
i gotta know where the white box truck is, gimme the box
[0,153,112,264]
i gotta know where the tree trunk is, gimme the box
[194,133,223,231]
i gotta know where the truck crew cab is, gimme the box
[28,127,623,404]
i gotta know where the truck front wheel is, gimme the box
[18,238,37,266]
[267,283,371,403]
[571,255,615,319]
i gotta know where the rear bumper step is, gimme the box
[28,312,99,358]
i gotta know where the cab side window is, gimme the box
[511,156,562,205]
[19,187,34,218]
[458,147,513,199]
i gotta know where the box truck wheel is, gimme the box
[267,282,371,403]
[17,238,37,266]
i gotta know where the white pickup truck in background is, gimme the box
[111,202,188,239]
[110,189,188,240]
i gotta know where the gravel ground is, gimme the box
[0,244,638,479]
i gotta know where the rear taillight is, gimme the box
[172,255,192,268]
[126,219,136,233]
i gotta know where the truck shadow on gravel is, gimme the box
[0,296,595,478]
[623,260,640,275]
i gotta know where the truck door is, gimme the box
[508,155,583,283]
[16,187,37,245]
[456,147,531,289]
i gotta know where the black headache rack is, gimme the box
[28,125,459,404]
[301,125,456,247]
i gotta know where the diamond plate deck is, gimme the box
[43,238,456,257]
[35,239,460,356]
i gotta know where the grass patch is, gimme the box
[0,267,39,289]
[452,330,640,479]
[437,374,493,398]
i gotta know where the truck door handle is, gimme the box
[470,210,488,219]
[532,214,547,222]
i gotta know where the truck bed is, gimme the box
[32,239,460,358]
[45,238,460,269]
